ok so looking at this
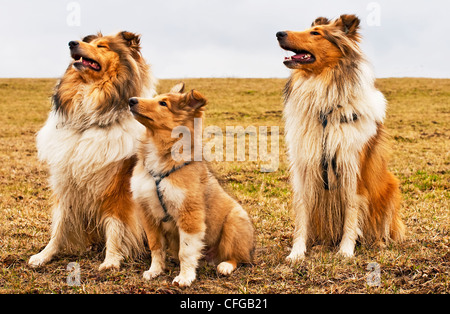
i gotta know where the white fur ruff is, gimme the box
[36,112,144,249]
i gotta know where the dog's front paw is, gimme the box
[28,252,49,268]
[338,243,355,258]
[143,268,163,280]
[286,251,305,265]
[286,241,307,265]
[172,274,196,287]
[337,250,354,258]
[98,259,120,271]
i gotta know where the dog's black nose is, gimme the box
[276,31,287,40]
[68,41,79,49]
[129,97,139,107]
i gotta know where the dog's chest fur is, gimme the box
[130,141,188,222]
[37,112,143,203]
[283,63,386,194]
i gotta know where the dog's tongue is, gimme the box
[81,57,100,70]
[284,52,312,62]
[292,53,306,60]
[292,52,310,60]
[82,58,91,67]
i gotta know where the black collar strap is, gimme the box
[319,110,359,190]
[148,161,191,222]
[149,161,192,182]
[319,109,359,126]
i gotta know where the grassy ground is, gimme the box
[0,78,448,294]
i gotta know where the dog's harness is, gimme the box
[148,161,191,222]
[319,109,359,190]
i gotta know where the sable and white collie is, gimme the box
[276,15,405,261]
[28,31,157,270]
[129,83,254,287]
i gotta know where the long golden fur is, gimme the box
[277,15,405,261]
[129,83,254,287]
[28,31,157,270]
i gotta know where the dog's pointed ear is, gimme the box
[336,14,360,39]
[120,31,142,51]
[311,17,330,27]
[170,82,185,94]
[184,90,207,110]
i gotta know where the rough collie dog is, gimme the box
[276,15,405,261]
[129,83,254,287]
[28,31,157,270]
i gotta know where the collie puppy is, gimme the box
[28,31,157,270]
[276,15,405,261]
[129,83,254,287]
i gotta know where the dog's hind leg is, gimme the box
[29,204,65,267]
[215,204,254,275]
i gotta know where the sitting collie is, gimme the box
[276,15,405,261]
[129,83,254,287]
[28,31,157,270]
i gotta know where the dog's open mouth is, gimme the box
[72,54,101,71]
[284,50,316,66]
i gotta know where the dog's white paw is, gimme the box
[28,252,49,268]
[286,251,305,265]
[143,268,163,280]
[338,242,355,258]
[172,274,195,287]
[98,259,121,271]
[286,241,307,265]
[337,249,354,258]
[217,261,236,276]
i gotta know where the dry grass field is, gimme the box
[0,77,449,294]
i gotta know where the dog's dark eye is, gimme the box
[310,31,321,36]
[97,45,107,48]
[159,101,167,107]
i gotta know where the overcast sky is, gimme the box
[0,0,449,79]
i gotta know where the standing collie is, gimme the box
[129,83,254,287]
[276,15,405,261]
[28,31,157,270]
